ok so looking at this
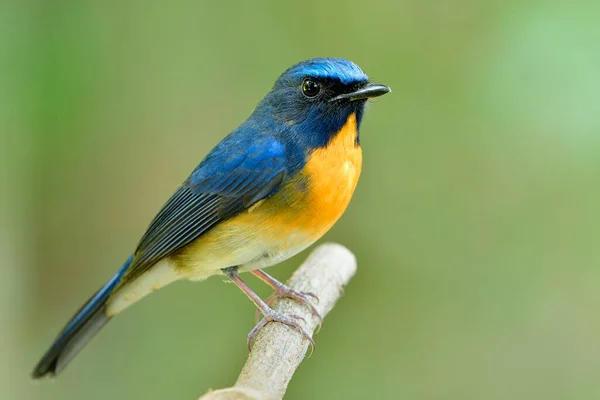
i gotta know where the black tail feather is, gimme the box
[31,302,110,378]
[31,256,132,379]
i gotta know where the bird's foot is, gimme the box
[251,270,323,332]
[248,308,315,355]
[224,267,316,355]
[254,287,322,332]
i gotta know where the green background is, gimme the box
[3,1,600,399]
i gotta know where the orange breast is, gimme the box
[297,113,363,236]
[236,112,363,237]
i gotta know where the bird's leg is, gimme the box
[223,267,315,352]
[250,269,323,332]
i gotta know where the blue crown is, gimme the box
[283,58,368,85]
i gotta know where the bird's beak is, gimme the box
[330,83,391,102]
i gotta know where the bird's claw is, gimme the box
[253,288,323,333]
[248,309,315,356]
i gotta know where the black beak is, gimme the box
[330,83,391,102]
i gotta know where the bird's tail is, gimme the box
[31,255,133,379]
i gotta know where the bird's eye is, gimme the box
[302,79,321,97]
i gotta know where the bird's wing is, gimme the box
[121,135,287,284]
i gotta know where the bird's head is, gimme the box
[252,58,390,149]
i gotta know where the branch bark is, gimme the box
[199,243,357,400]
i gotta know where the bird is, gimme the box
[31,57,390,379]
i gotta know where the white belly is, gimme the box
[105,258,183,316]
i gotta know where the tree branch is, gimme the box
[199,243,357,400]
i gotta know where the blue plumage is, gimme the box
[253,58,370,149]
[283,58,368,85]
[189,134,288,193]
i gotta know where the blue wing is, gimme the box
[122,133,287,283]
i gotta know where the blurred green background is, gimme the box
[3,0,600,399]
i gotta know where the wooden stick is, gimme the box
[199,243,357,400]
